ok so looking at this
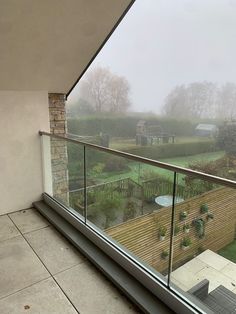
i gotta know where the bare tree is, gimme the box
[79,67,131,113]
[217,83,236,120]
[162,85,190,118]
[162,81,218,119]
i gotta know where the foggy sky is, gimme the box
[68,0,236,113]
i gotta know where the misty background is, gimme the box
[68,0,236,115]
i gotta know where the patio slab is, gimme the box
[0,235,49,299]
[0,215,20,242]
[197,249,230,271]
[25,226,85,275]
[221,262,236,282]
[9,208,49,234]
[171,249,236,295]
[197,265,236,292]
[0,278,77,314]
[55,261,139,314]
[170,267,200,291]
[182,257,206,274]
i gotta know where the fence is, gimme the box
[142,177,199,201]
[106,186,236,273]
[70,177,143,208]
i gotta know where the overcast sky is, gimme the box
[68,0,236,113]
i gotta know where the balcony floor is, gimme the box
[0,208,141,314]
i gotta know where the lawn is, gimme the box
[218,240,236,263]
[90,150,225,184]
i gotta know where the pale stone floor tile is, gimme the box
[0,278,77,314]
[169,277,189,292]
[169,267,201,289]
[181,257,207,274]
[9,208,49,234]
[197,266,236,292]
[0,235,49,299]
[55,261,140,314]
[25,226,86,275]
[197,249,230,271]
[221,262,236,282]
[0,215,20,242]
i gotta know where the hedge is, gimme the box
[67,116,196,137]
[122,140,217,160]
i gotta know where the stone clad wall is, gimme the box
[48,93,69,205]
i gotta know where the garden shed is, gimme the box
[195,124,218,137]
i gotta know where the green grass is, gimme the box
[218,240,236,263]
[160,151,224,167]
[89,151,225,184]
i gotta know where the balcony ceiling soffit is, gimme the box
[0,0,133,93]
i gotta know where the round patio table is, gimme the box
[155,195,184,207]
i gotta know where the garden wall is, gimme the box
[106,187,236,273]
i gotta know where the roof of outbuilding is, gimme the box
[195,124,218,131]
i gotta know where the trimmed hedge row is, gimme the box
[67,116,196,137]
[122,140,217,160]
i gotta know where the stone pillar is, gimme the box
[48,93,69,205]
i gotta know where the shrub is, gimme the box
[123,200,136,221]
[207,213,214,221]
[183,224,190,233]
[194,218,205,238]
[180,211,188,221]
[123,140,216,160]
[200,204,209,214]
[96,190,122,228]
[103,156,130,172]
[181,237,192,248]
[161,250,169,259]
[159,226,167,237]
[174,225,181,235]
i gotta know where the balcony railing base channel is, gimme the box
[33,194,212,314]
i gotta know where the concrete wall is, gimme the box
[0,91,50,215]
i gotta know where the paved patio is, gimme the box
[171,249,236,294]
[0,208,140,314]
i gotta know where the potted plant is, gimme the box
[200,204,209,214]
[181,236,192,250]
[180,211,188,221]
[207,213,214,221]
[161,250,169,260]
[174,224,181,236]
[183,224,190,233]
[159,226,167,241]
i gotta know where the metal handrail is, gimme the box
[39,130,236,189]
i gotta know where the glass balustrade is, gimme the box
[40,132,236,313]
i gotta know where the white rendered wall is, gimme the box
[0,91,50,215]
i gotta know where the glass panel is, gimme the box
[170,172,236,312]
[67,141,85,219]
[41,135,85,220]
[85,146,175,284]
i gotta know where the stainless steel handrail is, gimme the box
[39,130,236,189]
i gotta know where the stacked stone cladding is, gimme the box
[49,93,69,204]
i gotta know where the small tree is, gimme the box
[123,200,136,221]
[96,190,122,228]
